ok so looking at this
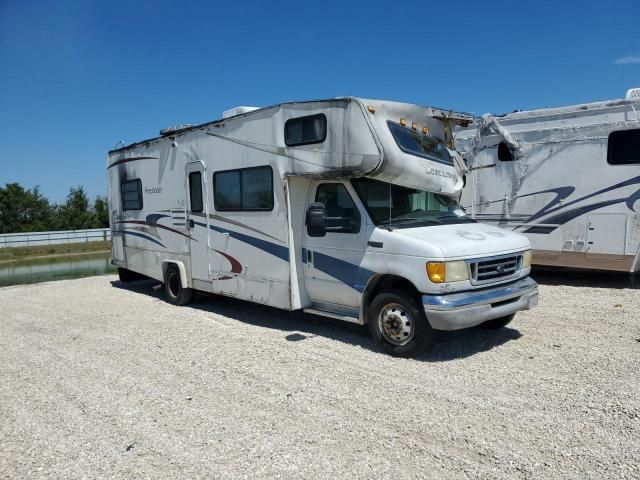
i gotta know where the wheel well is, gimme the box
[161,261,188,288]
[361,275,421,324]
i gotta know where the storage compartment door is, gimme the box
[587,213,627,258]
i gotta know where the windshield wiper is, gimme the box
[389,217,441,225]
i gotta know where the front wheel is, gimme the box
[479,313,515,330]
[163,265,193,306]
[368,290,433,358]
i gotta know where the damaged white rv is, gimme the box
[458,89,640,275]
[107,97,538,357]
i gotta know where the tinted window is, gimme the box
[285,114,327,146]
[188,171,203,212]
[214,166,273,211]
[315,183,360,233]
[608,129,640,165]
[121,179,142,211]
[387,121,452,165]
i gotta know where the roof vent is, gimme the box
[160,124,194,136]
[625,88,640,99]
[223,106,260,119]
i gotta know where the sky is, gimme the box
[1,0,639,203]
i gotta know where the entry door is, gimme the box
[186,162,211,282]
[302,182,366,309]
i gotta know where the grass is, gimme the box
[0,241,111,262]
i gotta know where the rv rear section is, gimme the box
[107,97,538,357]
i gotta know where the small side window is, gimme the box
[498,141,515,161]
[285,114,327,147]
[608,129,640,165]
[315,183,361,234]
[188,172,203,213]
[121,179,143,211]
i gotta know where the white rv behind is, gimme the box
[107,97,538,357]
[458,89,640,275]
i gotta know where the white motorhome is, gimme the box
[458,88,640,275]
[107,97,538,357]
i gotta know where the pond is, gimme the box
[0,252,115,287]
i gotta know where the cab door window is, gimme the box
[315,183,361,234]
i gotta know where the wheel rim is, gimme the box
[168,272,180,298]
[378,303,414,346]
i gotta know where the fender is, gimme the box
[162,260,190,289]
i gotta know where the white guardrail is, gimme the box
[0,228,111,249]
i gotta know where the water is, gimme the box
[0,252,116,287]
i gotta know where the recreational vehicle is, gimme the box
[107,97,538,357]
[458,88,640,275]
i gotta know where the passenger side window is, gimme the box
[121,179,143,211]
[608,129,640,165]
[285,114,327,146]
[315,184,361,234]
[188,172,203,212]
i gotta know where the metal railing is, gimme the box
[0,228,111,249]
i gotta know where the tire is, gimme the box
[118,267,146,283]
[479,313,516,330]
[368,289,433,358]
[163,265,193,306]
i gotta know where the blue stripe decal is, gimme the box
[123,230,166,248]
[193,221,289,261]
[312,251,375,292]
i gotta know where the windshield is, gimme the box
[387,121,452,165]
[351,178,474,228]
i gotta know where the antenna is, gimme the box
[114,140,124,150]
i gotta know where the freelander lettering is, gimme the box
[424,167,456,181]
[144,186,162,194]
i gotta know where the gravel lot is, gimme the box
[1,274,639,479]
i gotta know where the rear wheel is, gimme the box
[368,290,432,358]
[163,265,193,306]
[479,313,515,330]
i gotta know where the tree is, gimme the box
[0,183,53,233]
[54,186,93,230]
[93,196,110,228]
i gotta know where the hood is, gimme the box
[394,222,530,260]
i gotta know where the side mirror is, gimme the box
[306,202,327,237]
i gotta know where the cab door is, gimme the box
[302,182,367,310]
[186,162,211,283]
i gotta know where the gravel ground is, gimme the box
[0,274,639,479]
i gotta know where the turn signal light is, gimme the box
[426,262,446,283]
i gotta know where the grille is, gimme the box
[469,254,521,285]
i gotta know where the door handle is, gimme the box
[189,219,195,229]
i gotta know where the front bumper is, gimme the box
[422,276,538,331]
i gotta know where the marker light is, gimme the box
[522,249,533,269]
[400,118,407,126]
[426,261,469,283]
[426,262,445,283]
[367,105,376,113]
[412,122,417,130]
[422,127,429,134]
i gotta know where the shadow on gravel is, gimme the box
[111,279,522,362]
[531,268,638,289]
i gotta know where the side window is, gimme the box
[608,129,640,165]
[214,166,273,211]
[188,172,203,213]
[315,183,361,234]
[285,114,327,146]
[121,179,142,211]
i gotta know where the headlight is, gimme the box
[522,250,533,269]
[426,260,469,283]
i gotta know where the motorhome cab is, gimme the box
[107,97,538,357]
